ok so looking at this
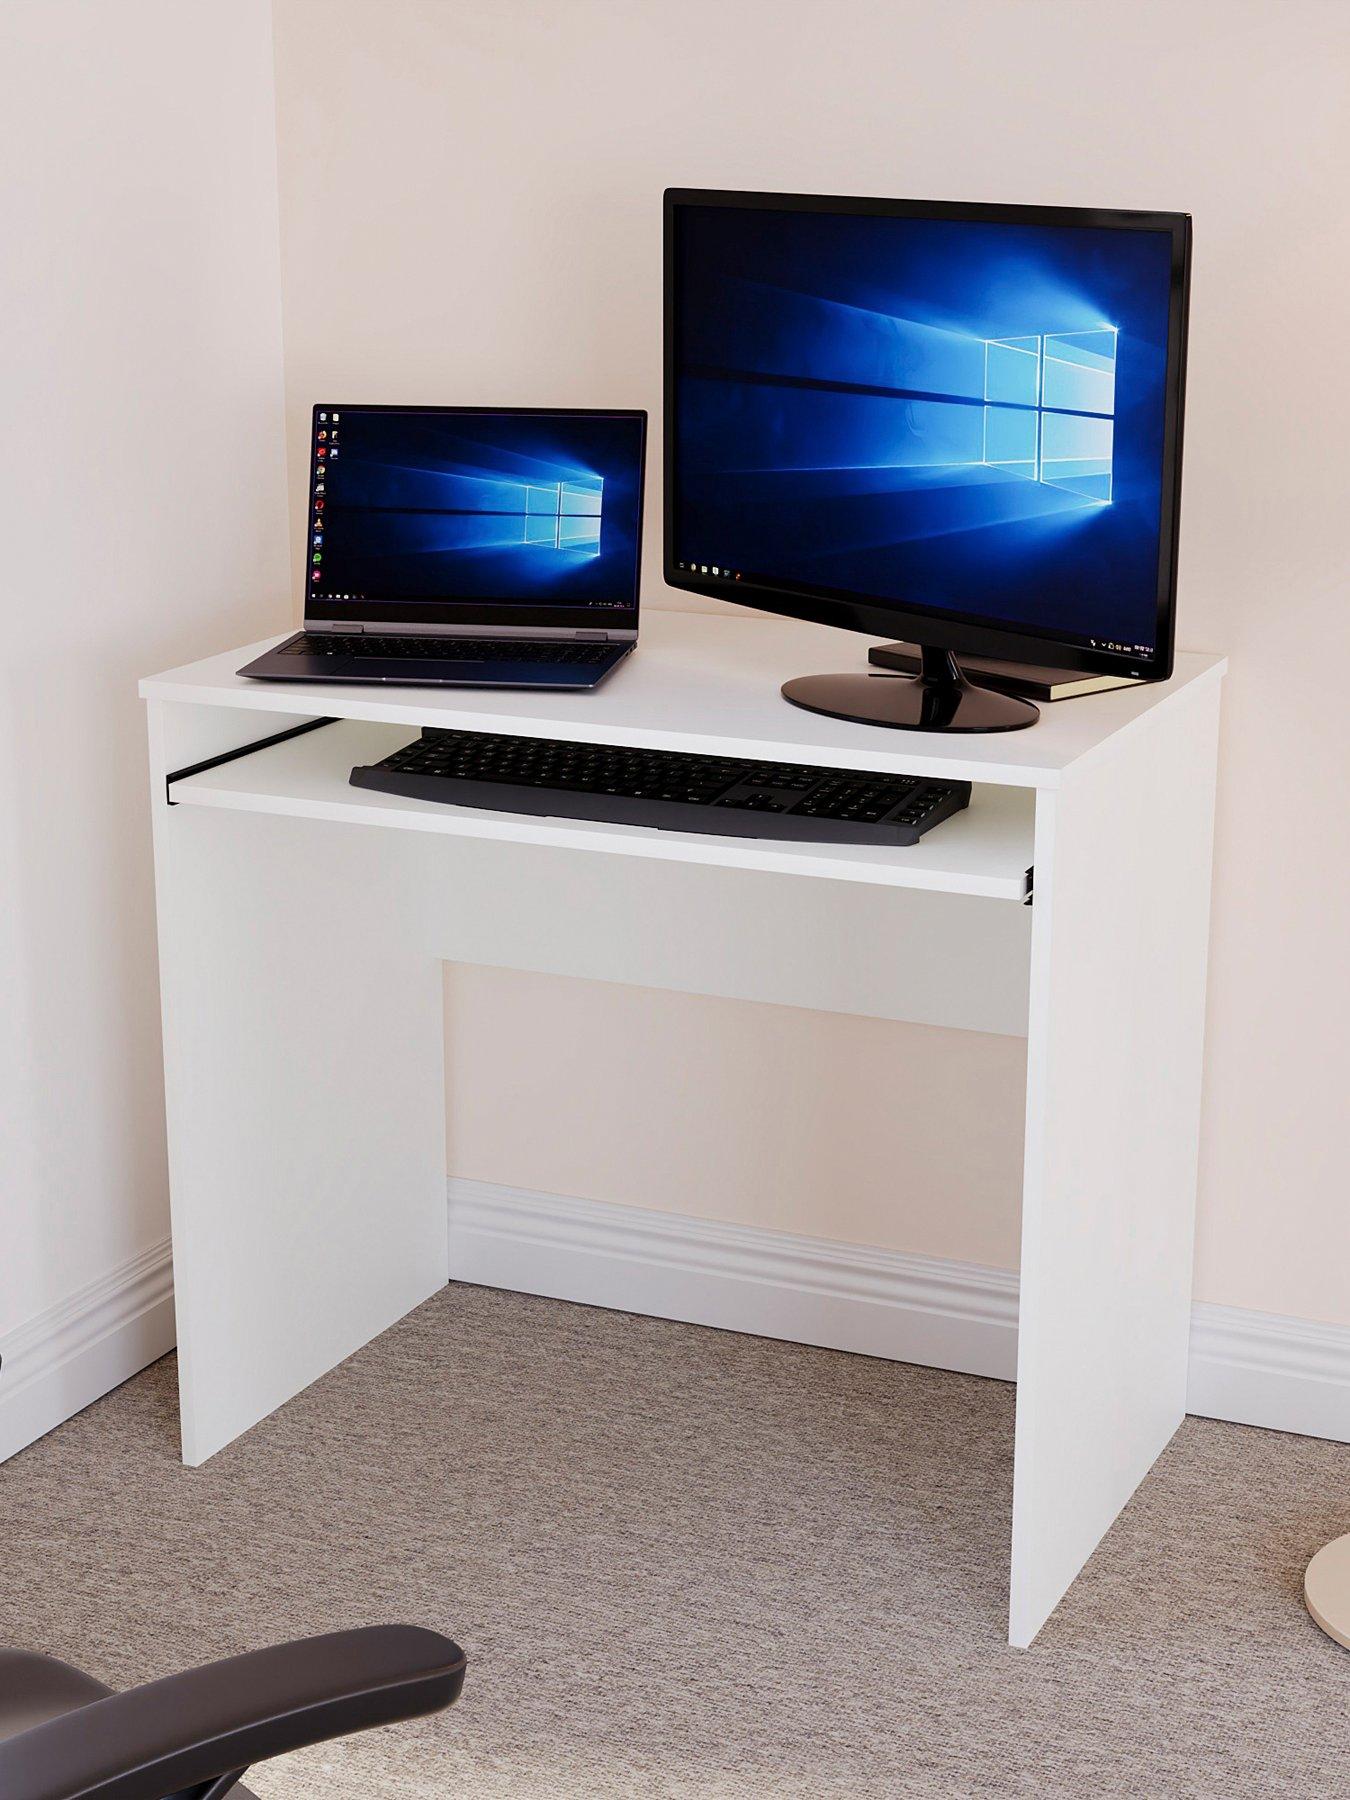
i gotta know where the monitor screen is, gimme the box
[667,195,1187,671]
[306,406,646,623]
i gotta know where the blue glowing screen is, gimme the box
[672,207,1176,654]
[308,409,644,610]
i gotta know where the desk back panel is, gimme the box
[408,835,1032,1038]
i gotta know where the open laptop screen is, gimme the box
[306,406,646,629]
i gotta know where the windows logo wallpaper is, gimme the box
[314,411,643,606]
[674,208,1175,652]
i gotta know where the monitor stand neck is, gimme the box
[781,642,1040,733]
[918,643,968,697]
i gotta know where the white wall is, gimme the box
[0,2,290,1372]
[271,0,1350,1331]
[446,966,1027,1267]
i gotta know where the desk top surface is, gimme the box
[141,603,1226,789]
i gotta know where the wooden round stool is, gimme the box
[1305,1533,1350,1649]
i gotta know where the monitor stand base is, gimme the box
[782,646,1040,733]
[866,641,1143,702]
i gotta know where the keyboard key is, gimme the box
[280,634,615,665]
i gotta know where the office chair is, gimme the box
[0,1624,466,1799]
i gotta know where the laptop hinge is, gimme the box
[304,621,628,640]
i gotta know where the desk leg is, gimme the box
[149,781,448,1465]
[1009,681,1221,1645]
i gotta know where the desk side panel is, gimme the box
[148,703,448,1462]
[1009,679,1222,1645]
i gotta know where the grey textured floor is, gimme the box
[2,1284,1347,1797]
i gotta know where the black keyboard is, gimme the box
[350,728,971,847]
[279,634,616,666]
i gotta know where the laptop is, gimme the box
[239,404,646,688]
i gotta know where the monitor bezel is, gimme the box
[304,404,647,631]
[663,188,1191,682]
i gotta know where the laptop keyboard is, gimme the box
[280,634,616,666]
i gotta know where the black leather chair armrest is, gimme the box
[0,1625,466,1800]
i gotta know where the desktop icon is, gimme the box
[311,570,321,581]
[332,412,339,421]
[330,448,339,458]
[317,446,327,458]
[317,429,327,441]
[319,411,327,421]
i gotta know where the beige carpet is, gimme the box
[1,1283,1346,1798]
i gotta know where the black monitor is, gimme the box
[665,188,1191,732]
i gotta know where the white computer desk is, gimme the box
[141,606,1225,1646]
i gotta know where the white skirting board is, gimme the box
[3,1188,1347,1463]
[447,1180,1350,1446]
[0,1241,176,1465]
